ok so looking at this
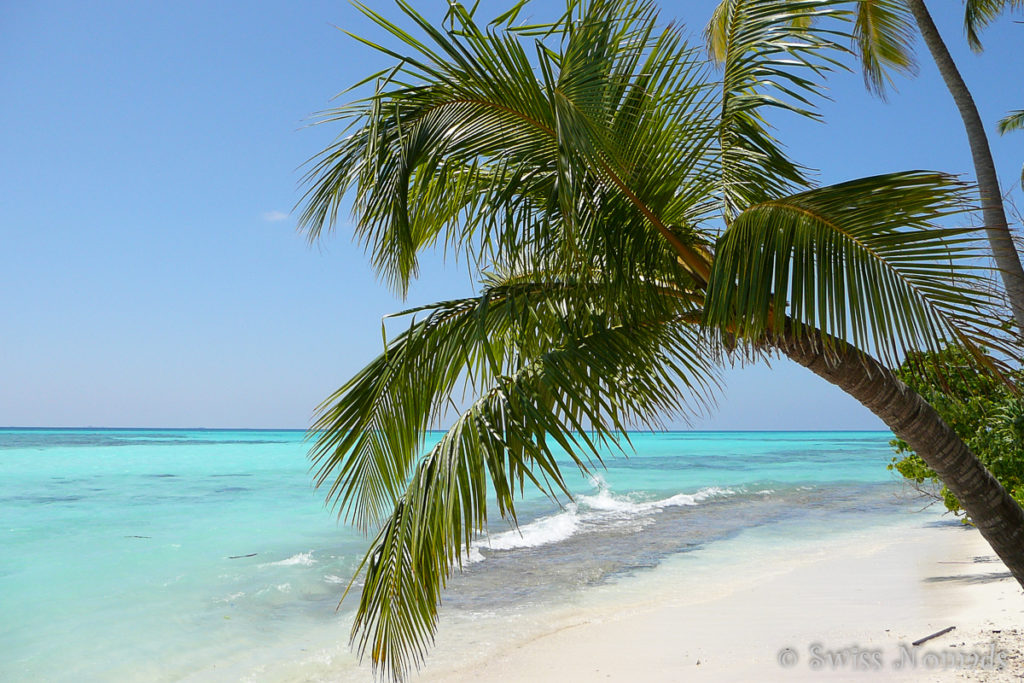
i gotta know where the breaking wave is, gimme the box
[466,480,737,562]
[261,551,316,567]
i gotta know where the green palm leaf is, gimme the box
[704,171,1012,365]
[853,0,917,97]
[705,0,851,221]
[299,0,722,293]
[346,313,718,680]
[965,0,1024,51]
[299,1,563,294]
[998,110,1024,187]
[309,259,712,531]
[999,110,1024,135]
[309,267,675,529]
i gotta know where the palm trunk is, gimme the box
[779,334,1024,587]
[906,0,1024,333]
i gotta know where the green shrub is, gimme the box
[889,345,1024,518]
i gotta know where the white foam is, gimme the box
[460,485,736,563]
[679,486,735,503]
[578,488,649,513]
[479,504,580,551]
[461,546,486,565]
[579,485,734,514]
[262,551,316,567]
[323,574,347,584]
[649,492,704,508]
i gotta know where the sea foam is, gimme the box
[579,482,734,514]
[480,503,581,552]
[261,552,316,567]
[465,483,735,562]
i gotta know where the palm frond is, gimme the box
[998,110,1024,135]
[298,1,563,294]
[705,0,732,63]
[1000,110,1024,188]
[706,0,852,222]
[299,0,724,294]
[965,0,1023,52]
[704,171,1014,366]
[347,315,718,680]
[308,263,706,530]
[548,0,722,277]
[853,0,917,98]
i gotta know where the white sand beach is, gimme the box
[418,519,1024,682]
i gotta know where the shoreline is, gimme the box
[182,506,1024,682]
[415,517,1023,682]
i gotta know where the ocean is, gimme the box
[0,429,940,681]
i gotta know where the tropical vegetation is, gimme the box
[298,0,1024,678]
[890,345,1024,516]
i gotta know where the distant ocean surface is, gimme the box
[1,429,935,681]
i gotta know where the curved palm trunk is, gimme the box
[906,0,1024,333]
[779,334,1024,587]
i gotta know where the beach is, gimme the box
[10,2,1024,682]
[3,429,1022,681]
[418,519,1024,682]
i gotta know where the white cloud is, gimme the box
[262,210,289,222]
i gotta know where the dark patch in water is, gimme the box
[3,494,85,504]
[144,474,178,478]
[215,487,249,494]
[0,430,297,450]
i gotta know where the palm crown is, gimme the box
[298,1,1011,679]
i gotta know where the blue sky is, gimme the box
[1,1,1021,429]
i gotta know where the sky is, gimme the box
[1,0,1021,430]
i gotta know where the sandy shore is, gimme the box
[418,519,1024,682]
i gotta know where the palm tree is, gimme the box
[711,0,1024,331]
[299,1,1024,678]
[903,0,1024,330]
[839,0,1024,330]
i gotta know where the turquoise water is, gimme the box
[1,429,921,681]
